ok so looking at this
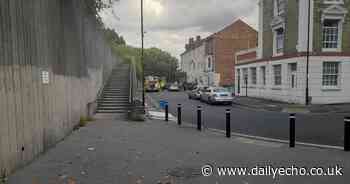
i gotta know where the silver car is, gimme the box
[168,84,180,91]
[188,87,207,100]
[200,87,233,105]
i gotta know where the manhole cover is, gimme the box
[167,167,202,179]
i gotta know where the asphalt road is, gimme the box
[148,91,346,147]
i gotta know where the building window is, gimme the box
[322,19,341,50]
[275,28,284,54]
[322,62,340,86]
[273,65,282,86]
[243,68,248,85]
[250,68,257,85]
[288,63,297,88]
[208,58,211,69]
[260,66,266,85]
[275,0,286,16]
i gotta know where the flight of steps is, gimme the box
[96,64,131,114]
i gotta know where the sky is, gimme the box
[100,0,259,59]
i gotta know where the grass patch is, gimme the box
[86,116,95,122]
[79,117,88,127]
[73,116,95,131]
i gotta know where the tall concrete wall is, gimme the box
[0,0,118,174]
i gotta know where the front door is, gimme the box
[288,63,298,102]
[237,69,241,95]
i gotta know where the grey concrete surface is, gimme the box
[7,115,350,184]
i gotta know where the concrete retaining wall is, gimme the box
[0,0,118,174]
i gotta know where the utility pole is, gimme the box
[305,0,311,105]
[141,0,145,107]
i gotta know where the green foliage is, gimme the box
[143,47,179,82]
[85,0,119,25]
[103,29,180,82]
[104,28,126,45]
[110,44,180,82]
[0,169,7,184]
[79,117,88,127]
[86,0,118,13]
[112,45,143,78]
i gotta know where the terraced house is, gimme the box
[181,19,257,87]
[235,0,350,104]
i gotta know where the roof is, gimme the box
[180,19,258,56]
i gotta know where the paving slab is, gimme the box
[7,116,350,184]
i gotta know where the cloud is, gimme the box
[100,0,259,59]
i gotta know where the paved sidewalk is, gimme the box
[233,96,350,114]
[7,115,350,184]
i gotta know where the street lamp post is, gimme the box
[305,0,311,105]
[245,77,248,97]
[141,0,145,107]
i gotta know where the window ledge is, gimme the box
[323,0,344,5]
[271,86,282,90]
[322,48,341,52]
[321,86,342,91]
[273,52,284,57]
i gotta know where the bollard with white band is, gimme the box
[345,117,350,151]
[289,113,296,148]
[197,106,202,131]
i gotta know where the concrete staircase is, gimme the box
[96,64,131,114]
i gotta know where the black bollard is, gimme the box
[165,104,168,122]
[226,109,231,138]
[289,113,296,148]
[177,104,182,126]
[197,106,202,131]
[344,117,350,151]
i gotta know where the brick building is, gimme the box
[181,19,258,87]
[235,0,350,104]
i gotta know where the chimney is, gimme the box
[185,44,189,50]
[196,35,201,42]
[189,37,194,48]
[195,35,201,47]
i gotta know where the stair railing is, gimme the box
[129,63,134,104]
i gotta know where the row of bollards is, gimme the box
[166,105,233,139]
[164,103,350,151]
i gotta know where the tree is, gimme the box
[104,28,126,45]
[143,48,179,82]
[85,0,120,25]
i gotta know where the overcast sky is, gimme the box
[100,0,259,59]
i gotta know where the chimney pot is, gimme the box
[185,44,189,50]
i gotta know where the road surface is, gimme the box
[148,91,345,147]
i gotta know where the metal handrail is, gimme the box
[129,63,134,104]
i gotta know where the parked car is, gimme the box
[188,88,201,100]
[200,87,233,105]
[183,82,197,91]
[168,83,180,91]
[163,83,171,90]
[189,86,208,100]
